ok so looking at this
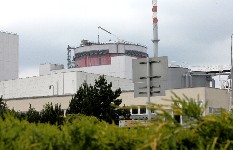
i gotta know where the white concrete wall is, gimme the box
[6,95,72,112]
[0,32,18,81]
[0,73,64,99]
[0,71,133,99]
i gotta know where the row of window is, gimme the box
[130,106,149,115]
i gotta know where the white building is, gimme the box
[0,70,133,99]
[0,31,19,81]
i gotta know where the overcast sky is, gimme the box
[0,0,233,77]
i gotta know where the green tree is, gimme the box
[67,75,130,124]
[40,103,64,125]
[26,104,41,123]
[0,96,8,117]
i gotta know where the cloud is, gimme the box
[157,0,233,65]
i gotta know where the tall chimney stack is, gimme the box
[152,0,159,57]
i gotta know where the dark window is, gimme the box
[140,107,146,114]
[132,108,138,114]
[174,115,180,123]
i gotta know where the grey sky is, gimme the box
[0,0,233,77]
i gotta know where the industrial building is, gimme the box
[0,31,18,81]
[0,36,224,119]
[0,37,226,119]
[0,70,133,99]
[63,39,148,79]
[5,87,230,120]
[73,40,147,68]
[1,0,231,120]
[0,35,230,119]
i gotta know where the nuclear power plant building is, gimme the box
[0,31,19,81]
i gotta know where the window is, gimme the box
[209,107,222,115]
[174,115,181,123]
[209,107,213,114]
[132,108,138,114]
[140,107,146,114]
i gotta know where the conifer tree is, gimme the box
[40,103,64,125]
[26,104,41,123]
[67,75,130,124]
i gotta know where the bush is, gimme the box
[0,114,153,150]
[1,94,233,149]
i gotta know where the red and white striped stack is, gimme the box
[152,0,158,25]
[152,0,159,57]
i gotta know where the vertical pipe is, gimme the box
[152,0,159,57]
[212,79,215,88]
[98,27,100,44]
[189,74,193,88]
[63,72,65,94]
[56,81,59,95]
[64,109,67,117]
[231,34,233,111]
[147,57,151,120]
[52,85,54,96]
[185,74,189,88]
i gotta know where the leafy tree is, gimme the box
[67,75,130,124]
[40,103,64,125]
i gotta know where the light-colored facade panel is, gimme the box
[0,70,133,99]
[205,88,230,111]
[6,95,72,112]
[0,31,18,81]
[4,88,229,115]
[120,87,229,115]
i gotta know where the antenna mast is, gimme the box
[98,26,121,43]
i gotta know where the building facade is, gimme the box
[0,31,19,81]
[74,40,147,68]
[5,87,230,117]
[0,71,133,99]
